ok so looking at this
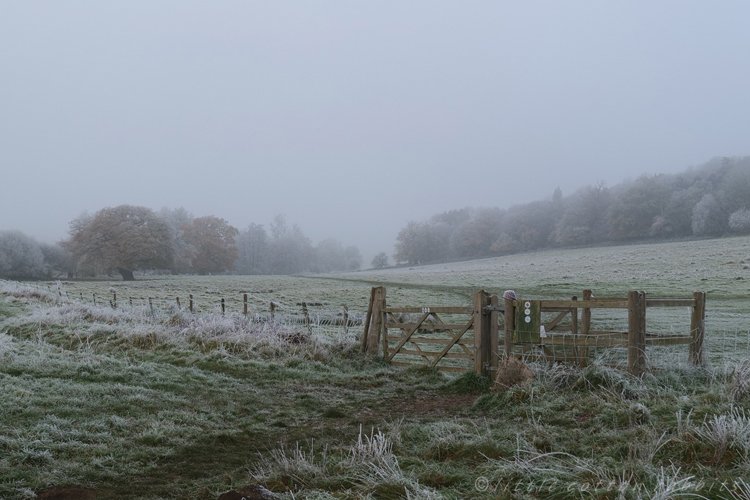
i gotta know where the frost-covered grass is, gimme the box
[7,236,750,500]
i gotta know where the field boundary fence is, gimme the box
[1,280,363,340]
[361,287,726,376]
[5,280,750,369]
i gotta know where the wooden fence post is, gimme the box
[243,294,248,315]
[689,291,706,366]
[176,297,181,309]
[474,290,491,376]
[221,298,225,315]
[270,301,276,320]
[382,306,389,360]
[112,292,116,308]
[489,294,500,372]
[343,305,349,334]
[302,302,312,334]
[189,294,193,313]
[93,293,97,306]
[365,287,386,355]
[362,288,376,352]
[581,289,592,335]
[628,291,646,376]
[503,295,515,360]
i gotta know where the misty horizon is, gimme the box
[2,2,750,261]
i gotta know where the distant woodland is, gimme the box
[393,156,750,264]
[0,210,361,280]
[2,156,750,279]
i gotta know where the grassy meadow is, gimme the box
[4,237,750,499]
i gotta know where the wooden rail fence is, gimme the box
[361,287,706,376]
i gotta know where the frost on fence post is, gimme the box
[302,302,312,335]
[690,291,706,366]
[343,305,349,334]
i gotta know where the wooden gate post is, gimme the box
[364,287,386,355]
[489,295,500,372]
[689,291,706,366]
[581,289,592,335]
[474,290,491,376]
[503,295,515,360]
[627,291,646,376]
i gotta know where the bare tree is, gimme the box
[371,252,389,269]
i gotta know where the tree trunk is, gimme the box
[118,268,135,281]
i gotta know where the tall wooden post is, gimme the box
[362,288,376,352]
[689,291,706,366]
[365,286,386,355]
[93,293,97,306]
[112,292,117,309]
[503,296,515,360]
[243,294,248,315]
[489,295,500,372]
[474,290,491,376]
[381,307,389,360]
[628,291,646,376]
[189,294,193,313]
[581,290,592,335]
[176,297,181,309]
[270,302,276,320]
[302,302,312,334]
[221,298,226,315]
[343,305,349,334]
[571,296,581,366]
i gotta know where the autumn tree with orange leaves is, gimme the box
[182,216,239,274]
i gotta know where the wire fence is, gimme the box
[0,280,364,342]
[5,279,750,369]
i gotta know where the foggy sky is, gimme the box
[2,1,749,261]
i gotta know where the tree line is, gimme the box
[393,156,750,264]
[0,207,361,280]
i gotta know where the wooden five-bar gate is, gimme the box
[361,287,706,376]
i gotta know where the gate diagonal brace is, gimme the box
[431,312,472,355]
[431,316,475,367]
[387,311,431,362]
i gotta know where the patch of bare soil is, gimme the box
[358,393,478,421]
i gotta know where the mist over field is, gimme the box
[2,2,750,265]
[6,7,750,497]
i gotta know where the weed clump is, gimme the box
[732,360,750,401]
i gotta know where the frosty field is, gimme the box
[4,237,750,499]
